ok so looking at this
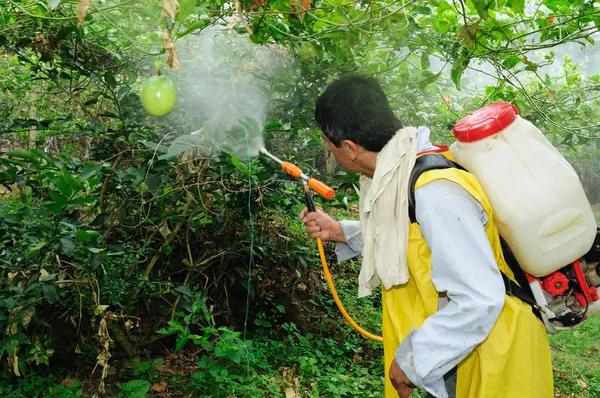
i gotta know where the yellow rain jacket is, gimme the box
[382,151,554,397]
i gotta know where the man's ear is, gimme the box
[341,140,360,160]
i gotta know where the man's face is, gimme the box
[322,133,360,173]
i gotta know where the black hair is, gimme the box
[314,75,403,152]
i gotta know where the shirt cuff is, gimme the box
[334,220,363,263]
[395,329,448,398]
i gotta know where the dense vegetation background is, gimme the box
[0,0,599,396]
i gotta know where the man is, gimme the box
[300,75,553,398]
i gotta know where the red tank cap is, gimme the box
[453,102,519,143]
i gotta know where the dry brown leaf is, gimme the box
[61,377,77,388]
[299,0,311,11]
[248,0,268,10]
[9,352,20,376]
[287,0,311,20]
[152,381,168,392]
[167,47,180,70]
[153,364,182,374]
[124,319,134,330]
[159,222,171,238]
[77,0,91,25]
[162,0,180,21]
[163,29,172,46]
[39,269,49,281]
[573,330,580,337]
[22,307,35,328]
[285,387,296,398]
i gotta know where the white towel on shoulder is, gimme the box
[357,127,418,298]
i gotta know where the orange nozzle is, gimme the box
[280,161,334,200]
[281,161,302,178]
[309,178,335,200]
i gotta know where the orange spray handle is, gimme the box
[280,161,334,200]
[281,161,302,178]
[308,178,335,200]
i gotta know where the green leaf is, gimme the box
[44,203,63,216]
[432,19,452,34]
[76,230,93,242]
[525,63,538,73]
[37,219,54,231]
[40,272,57,282]
[62,167,79,190]
[27,241,47,259]
[104,71,117,88]
[177,0,196,21]
[451,63,465,90]
[95,305,109,315]
[5,150,41,165]
[56,175,73,197]
[421,53,431,69]
[50,191,68,206]
[5,214,23,224]
[60,238,76,254]
[47,0,61,10]
[192,301,207,314]
[508,0,525,14]
[30,149,53,164]
[418,71,441,90]
[166,135,197,158]
[137,361,152,373]
[230,154,249,174]
[174,286,193,296]
[502,56,521,69]
[119,379,151,395]
[471,0,490,19]
[80,163,102,181]
[415,5,432,14]
[43,284,59,304]
[12,331,31,344]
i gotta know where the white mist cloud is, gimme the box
[164,26,293,158]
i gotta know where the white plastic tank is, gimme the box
[449,102,597,277]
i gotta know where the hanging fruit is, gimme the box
[140,75,177,117]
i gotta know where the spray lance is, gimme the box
[259,148,383,342]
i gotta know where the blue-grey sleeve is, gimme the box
[334,220,363,263]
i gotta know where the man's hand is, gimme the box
[299,208,346,242]
[389,360,415,398]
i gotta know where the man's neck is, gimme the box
[358,150,378,177]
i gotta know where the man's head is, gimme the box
[315,75,403,151]
[314,75,403,174]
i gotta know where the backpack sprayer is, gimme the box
[450,102,600,334]
[259,147,383,342]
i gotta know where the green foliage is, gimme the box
[0,372,83,397]
[549,315,600,396]
[1,0,600,396]
[118,379,151,398]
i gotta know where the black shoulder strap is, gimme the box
[408,154,542,321]
[499,237,543,320]
[408,154,464,224]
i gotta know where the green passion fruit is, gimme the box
[140,75,177,117]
